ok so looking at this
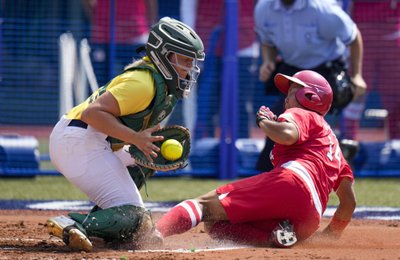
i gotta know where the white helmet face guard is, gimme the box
[167,51,202,98]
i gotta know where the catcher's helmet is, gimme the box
[274,70,333,116]
[146,17,205,99]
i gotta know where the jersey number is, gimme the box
[327,135,340,162]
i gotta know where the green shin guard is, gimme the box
[68,205,152,242]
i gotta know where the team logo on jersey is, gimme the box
[158,110,167,121]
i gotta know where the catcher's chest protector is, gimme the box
[107,65,179,145]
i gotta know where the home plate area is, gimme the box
[0,200,399,259]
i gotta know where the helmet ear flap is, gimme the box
[303,90,322,103]
[295,87,323,113]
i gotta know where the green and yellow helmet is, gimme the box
[146,17,205,99]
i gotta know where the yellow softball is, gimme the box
[161,139,183,161]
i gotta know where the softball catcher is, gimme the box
[46,17,204,251]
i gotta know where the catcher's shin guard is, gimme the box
[270,220,297,248]
[68,205,157,245]
[46,215,93,252]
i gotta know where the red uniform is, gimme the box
[217,108,354,240]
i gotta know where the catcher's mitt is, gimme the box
[129,125,191,171]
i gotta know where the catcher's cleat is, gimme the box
[46,216,93,252]
[270,220,297,248]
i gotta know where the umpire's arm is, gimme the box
[323,177,356,238]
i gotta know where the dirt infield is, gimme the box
[0,210,399,260]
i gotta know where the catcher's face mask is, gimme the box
[146,17,205,99]
[168,52,201,98]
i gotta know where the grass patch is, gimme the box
[0,176,399,207]
[328,177,400,207]
[0,176,86,200]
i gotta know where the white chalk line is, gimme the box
[0,237,250,253]
[133,246,252,253]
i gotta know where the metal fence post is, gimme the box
[219,0,238,179]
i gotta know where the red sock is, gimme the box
[156,199,203,237]
[209,221,271,246]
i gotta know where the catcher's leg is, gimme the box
[68,205,162,248]
[46,215,93,252]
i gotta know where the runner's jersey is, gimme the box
[271,108,354,212]
[66,65,155,119]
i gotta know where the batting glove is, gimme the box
[256,106,277,127]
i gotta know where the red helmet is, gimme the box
[274,70,333,116]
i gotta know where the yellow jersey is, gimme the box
[66,65,156,119]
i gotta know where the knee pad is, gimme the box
[68,205,153,242]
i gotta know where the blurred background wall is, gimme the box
[0,0,399,178]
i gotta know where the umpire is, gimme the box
[254,0,367,172]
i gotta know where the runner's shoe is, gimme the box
[46,215,93,252]
[270,220,297,248]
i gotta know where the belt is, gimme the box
[68,119,88,129]
[282,57,344,72]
